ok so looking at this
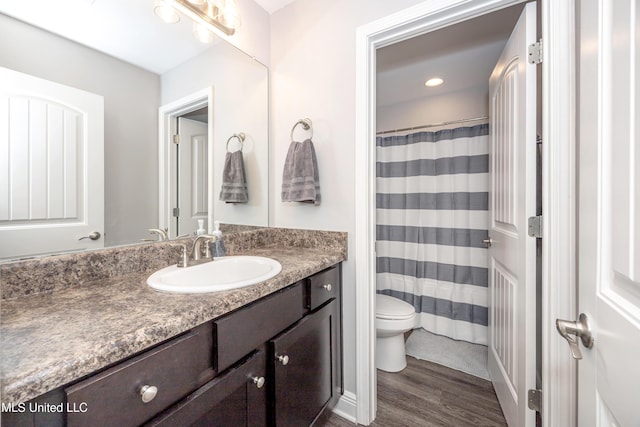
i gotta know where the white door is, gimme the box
[0,67,104,259]
[575,0,640,425]
[487,3,537,426]
[177,117,208,236]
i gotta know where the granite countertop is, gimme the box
[0,244,345,405]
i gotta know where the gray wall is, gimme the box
[161,41,269,228]
[0,14,160,246]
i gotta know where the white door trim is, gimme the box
[158,88,214,237]
[354,1,577,425]
[540,2,577,426]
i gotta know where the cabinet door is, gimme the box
[270,302,333,427]
[146,351,267,427]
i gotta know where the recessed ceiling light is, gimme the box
[425,78,444,87]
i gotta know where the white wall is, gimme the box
[161,41,270,227]
[377,87,489,132]
[225,0,272,66]
[0,14,160,247]
[269,0,428,401]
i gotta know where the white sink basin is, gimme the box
[147,256,282,293]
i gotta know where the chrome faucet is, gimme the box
[150,228,169,241]
[177,234,218,268]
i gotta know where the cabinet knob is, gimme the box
[323,283,332,292]
[276,354,289,365]
[140,385,158,403]
[251,376,266,389]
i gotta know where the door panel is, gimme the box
[578,1,640,425]
[177,117,208,236]
[487,3,537,426]
[270,303,333,427]
[0,67,104,259]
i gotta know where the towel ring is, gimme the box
[226,133,245,152]
[290,118,313,142]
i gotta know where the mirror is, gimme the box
[0,5,269,261]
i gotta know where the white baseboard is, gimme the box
[332,391,357,424]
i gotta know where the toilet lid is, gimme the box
[376,294,416,320]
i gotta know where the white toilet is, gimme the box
[376,294,417,372]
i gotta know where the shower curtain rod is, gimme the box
[376,115,489,136]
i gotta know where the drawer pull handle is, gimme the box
[251,376,266,389]
[323,283,332,292]
[276,354,289,365]
[140,385,158,403]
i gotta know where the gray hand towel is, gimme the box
[281,139,321,205]
[219,151,248,203]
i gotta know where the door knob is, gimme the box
[556,313,594,360]
[483,238,493,248]
[78,231,101,241]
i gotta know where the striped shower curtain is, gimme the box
[376,124,489,345]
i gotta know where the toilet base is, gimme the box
[376,333,408,372]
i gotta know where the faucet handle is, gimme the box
[192,234,217,261]
[177,243,190,268]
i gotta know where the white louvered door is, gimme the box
[487,3,537,426]
[0,67,104,259]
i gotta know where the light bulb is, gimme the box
[216,0,240,29]
[425,78,444,87]
[193,22,217,43]
[154,0,180,24]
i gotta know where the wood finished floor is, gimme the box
[320,356,507,427]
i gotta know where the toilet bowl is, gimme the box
[376,294,417,372]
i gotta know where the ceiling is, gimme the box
[0,0,247,74]
[0,0,298,75]
[253,0,296,14]
[1,0,525,96]
[376,4,525,107]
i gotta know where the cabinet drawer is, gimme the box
[215,282,304,372]
[66,322,213,427]
[307,265,340,311]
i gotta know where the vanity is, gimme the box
[0,228,347,427]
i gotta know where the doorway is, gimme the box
[176,107,209,236]
[374,3,535,426]
[355,1,577,426]
[158,87,214,239]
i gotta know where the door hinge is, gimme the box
[173,134,180,144]
[528,39,542,64]
[528,389,542,412]
[172,207,180,217]
[528,215,543,238]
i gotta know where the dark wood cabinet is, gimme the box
[5,263,342,427]
[66,323,214,427]
[270,302,334,427]
[146,350,267,427]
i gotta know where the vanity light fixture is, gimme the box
[154,0,241,40]
[425,77,444,87]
